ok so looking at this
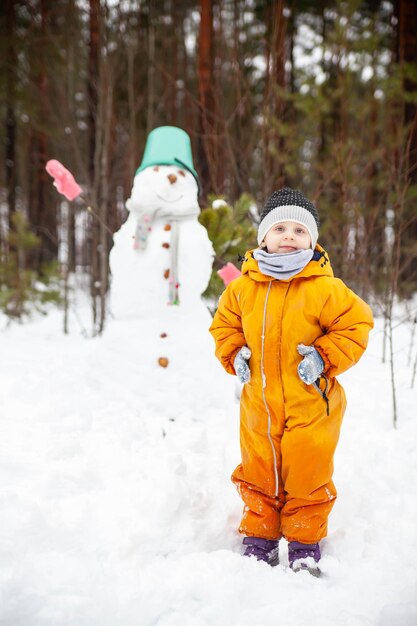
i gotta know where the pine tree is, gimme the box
[0,213,61,319]
[199,194,257,300]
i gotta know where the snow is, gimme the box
[0,307,416,626]
[212,199,228,209]
[1,155,416,624]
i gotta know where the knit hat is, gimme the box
[257,188,320,249]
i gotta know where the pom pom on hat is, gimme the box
[257,188,320,249]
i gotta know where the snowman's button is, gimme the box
[164,224,171,231]
[162,242,170,249]
[160,332,168,338]
[163,269,170,279]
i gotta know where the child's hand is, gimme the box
[234,346,251,384]
[297,344,324,384]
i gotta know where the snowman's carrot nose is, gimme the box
[168,174,177,184]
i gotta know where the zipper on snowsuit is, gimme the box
[260,281,280,498]
[313,374,330,416]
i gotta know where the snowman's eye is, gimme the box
[153,166,159,172]
[178,170,186,177]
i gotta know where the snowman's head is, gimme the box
[126,164,200,218]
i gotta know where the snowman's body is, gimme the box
[109,164,216,375]
[110,164,213,319]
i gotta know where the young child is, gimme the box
[209,187,373,576]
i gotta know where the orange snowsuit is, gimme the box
[209,246,374,543]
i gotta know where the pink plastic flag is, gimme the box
[218,262,242,286]
[45,159,82,201]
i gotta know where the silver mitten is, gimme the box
[297,344,324,385]
[234,346,251,384]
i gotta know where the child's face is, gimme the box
[262,221,311,253]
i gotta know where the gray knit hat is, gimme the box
[257,188,320,249]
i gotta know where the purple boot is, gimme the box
[288,541,321,577]
[243,537,279,566]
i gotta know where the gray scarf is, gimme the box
[253,248,314,280]
[134,208,199,306]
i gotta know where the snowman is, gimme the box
[109,126,215,371]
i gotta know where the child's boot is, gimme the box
[242,537,279,566]
[288,541,321,577]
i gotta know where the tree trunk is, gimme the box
[272,0,287,189]
[28,0,56,269]
[88,0,100,326]
[98,72,113,334]
[179,5,193,137]
[127,39,137,183]
[170,0,178,125]
[66,0,77,273]
[263,0,287,197]
[198,0,216,200]
[5,0,17,225]
[395,0,417,290]
[88,0,100,185]
[147,2,155,135]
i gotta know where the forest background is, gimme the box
[0,0,416,333]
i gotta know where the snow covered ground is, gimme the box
[0,305,416,626]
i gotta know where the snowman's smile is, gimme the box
[156,194,184,204]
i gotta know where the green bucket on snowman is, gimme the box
[136,126,198,182]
